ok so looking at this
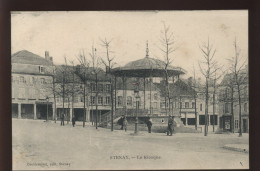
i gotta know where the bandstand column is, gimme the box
[34,103,37,120]
[114,76,117,113]
[143,77,146,110]
[123,76,127,116]
[150,77,152,115]
[69,107,72,122]
[18,103,21,119]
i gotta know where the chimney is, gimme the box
[45,51,49,60]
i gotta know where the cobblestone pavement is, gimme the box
[12,119,249,170]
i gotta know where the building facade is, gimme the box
[218,68,249,133]
[12,50,54,120]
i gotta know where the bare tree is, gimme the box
[89,44,101,129]
[100,38,117,71]
[227,38,247,137]
[76,50,89,127]
[198,37,218,136]
[211,66,222,132]
[100,38,116,131]
[44,64,58,122]
[191,64,198,130]
[158,23,178,115]
[221,71,235,133]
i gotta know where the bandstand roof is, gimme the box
[111,42,186,78]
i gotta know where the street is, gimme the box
[12,119,249,170]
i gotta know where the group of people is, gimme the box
[60,113,175,134]
[117,115,175,135]
[60,113,76,127]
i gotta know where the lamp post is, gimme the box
[134,89,140,134]
[46,96,49,121]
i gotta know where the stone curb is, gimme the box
[223,144,249,153]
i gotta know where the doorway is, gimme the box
[243,119,248,133]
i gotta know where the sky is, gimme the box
[11,10,248,79]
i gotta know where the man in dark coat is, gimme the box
[61,113,65,126]
[167,115,174,136]
[117,116,124,130]
[146,117,152,133]
[72,115,76,127]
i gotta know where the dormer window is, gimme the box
[39,66,45,73]
[40,78,45,84]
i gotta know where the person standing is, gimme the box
[118,115,124,130]
[72,115,76,127]
[146,117,152,133]
[61,113,65,126]
[123,117,128,132]
[167,115,174,136]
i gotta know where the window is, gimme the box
[127,96,132,106]
[160,102,164,108]
[19,76,25,83]
[188,118,196,125]
[225,103,229,113]
[90,83,96,91]
[105,96,111,105]
[153,102,157,109]
[185,102,189,108]
[225,88,229,98]
[210,115,218,125]
[200,104,202,111]
[40,78,45,84]
[172,102,176,108]
[90,96,95,104]
[18,88,26,99]
[73,97,78,103]
[118,96,123,106]
[192,102,195,109]
[31,77,36,84]
[39,89,45,99]
[179,102,182,108]
[40,66,45,73]
[80,96,84,102]
[244,87,248,98]
[244,103,247,112]
[199,115,205,125]
[235,120,239,129]
[56,97,60,103]
[98,96,103,105]
[154,93,158,100]
[29,89,36,99]
[105,84,111,92]
[98,84,103,92]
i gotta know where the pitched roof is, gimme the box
[111,56,186,77]
[55,65,111,83]
[12,50,53,66]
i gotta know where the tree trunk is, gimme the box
[83,78,86,127]
[110,78,114,131]
[231,87,234,133]
[194,95,197,130]
[238,86,242,137]
[204,78,209,136]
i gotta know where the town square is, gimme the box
[11,11,248,170]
